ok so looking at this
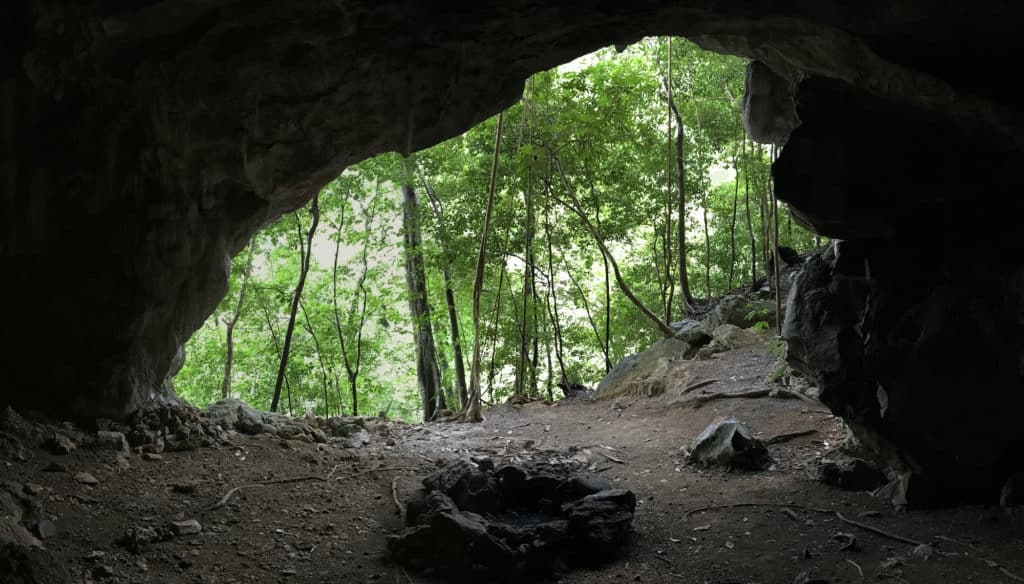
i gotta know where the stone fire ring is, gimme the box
[387,458,636,581]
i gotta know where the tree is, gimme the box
[221,239,254,399]
[401,175,444,422]
[467,111,505,422]
[270,195,320,413]
[421,178,469,410]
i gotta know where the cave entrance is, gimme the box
[172,37,815,428]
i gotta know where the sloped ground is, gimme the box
[4,343,1024,583]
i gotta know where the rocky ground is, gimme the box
[4,339,1024,583]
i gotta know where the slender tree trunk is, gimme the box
[543,199,568,385]
[667,87,695,310]
[598,207,612,372]
[742,137,757,287]
[257,293,293,410]
[468,112,505,422]
[299,299,331,417]
[728,144,739,290]
[769,145,783,334]
[221,240,254,399]
[401,181,443,422]
[561,255,605,369]
[663,36,676,324]
[270,195,319,413]
[422,182,469,410]
[515,177,537,399]
[331,196,373,417]
[552,154,675,337]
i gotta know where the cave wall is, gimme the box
[3,2,1023,496]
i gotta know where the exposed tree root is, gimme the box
[207,466,419,512]
[595,450,626,464]
[681,379,720,395]
[766,429,817,444]
[391,476,405,520]
[685,502,924,546]
[691,388,817,409]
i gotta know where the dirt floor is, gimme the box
[5,343,1024,584]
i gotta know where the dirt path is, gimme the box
[5,344,1024,583]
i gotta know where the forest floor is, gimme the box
[6,343,1024,584]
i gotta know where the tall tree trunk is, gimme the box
[742,137,757,287]
[257,292,293,412]
[543,199,568,385]
[662,36,676,324]
[769,145,783,334]
[598,207,612,372]
[468,112,505,422]
[270,195,319,413]
[514,178,537,399]
[727,144,739,291]
[667,87,695,311]
[221,240,254,400]
[422,182,469,410]
[401,180,443,422]
[331,195,372,416]
[552,154,675,337]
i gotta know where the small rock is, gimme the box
[311,429,328,444]
[91,565,115,579]
[793,570,829,584]
[170,519,202,536]
[171,481,200,494]
[46,433,76,455]
[43,461,68,473]
[95,431,129,452]
[259,423,278,435]
[142,453,163,461]
[688,418,770,470]
[75,472,100,485]
[35,519,56,539]
[23,483,44,496]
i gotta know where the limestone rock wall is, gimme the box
[2,2,1023,501]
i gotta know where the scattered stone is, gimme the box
[170,519,202,536]
[710,324,764,350]
[672,319,711,345]
[793,570,829,584]
[117,526,170,552]
[94,431,129,452]
[170,481,200,494]
[687,418,770,470]
[813,452,888,491]
[700,295,777,334]
[34,520,56,539]
[342,429,371,449]
[74,472,99,486]
[142,453,163,461]
[0,533,73,583]
[43,462,68,473]
[91,564,115,579]
[46,433,76,455]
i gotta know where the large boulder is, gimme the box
[700,296,778,335]
[594,338,692,400]
[785,241,1024,504]
[672,319,711,345]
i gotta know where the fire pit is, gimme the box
[387,458,636,581]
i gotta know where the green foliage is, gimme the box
[174,37,819,421]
